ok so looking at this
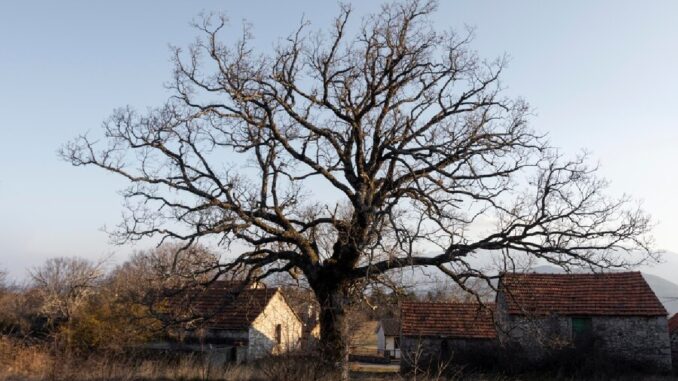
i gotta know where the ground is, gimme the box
[349,361,400,374]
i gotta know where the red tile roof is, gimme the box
[401,301,496,339]
[669,314,678,334]
[377,318,401,337]
[499,272,666,317]
[170,281,279,330]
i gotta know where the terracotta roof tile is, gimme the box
[669,314,678,334]
[401,302,496,339]
[378,318,400,336]
[171,281,279,330]
[499,272,666,317]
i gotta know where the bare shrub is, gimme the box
[30,257,105,325]
[0,336,52,380]
[257,352,338,381]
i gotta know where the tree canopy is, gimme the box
[62,0,656,361]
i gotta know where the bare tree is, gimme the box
[111,243,225,328]
[30,257,106,324]
[122,243,221,289]
[61,0,655,364]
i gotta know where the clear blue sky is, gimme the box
[1,1,677,280]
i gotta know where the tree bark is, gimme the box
[311,270,350,375]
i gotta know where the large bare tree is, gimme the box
[62,0,655,362]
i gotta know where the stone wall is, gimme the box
[593,316,671,371]
[671,332,678,370]
[248,290,303,360]
[400,336,497,372]
[496,291,672,372]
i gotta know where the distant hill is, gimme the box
[643,273,678,316]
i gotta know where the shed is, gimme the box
[496,272,671,372]
[376,318,401,359]
[400,301,496,371]
[161,281,303,363]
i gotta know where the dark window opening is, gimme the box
[440,340,451,360]
[394,336,400,349]
[275,324,282,344]
[572,317,593,346]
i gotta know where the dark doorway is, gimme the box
[572,317,593,347]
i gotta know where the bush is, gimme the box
[0,336,52,380]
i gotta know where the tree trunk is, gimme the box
[316,287,347,359]
[312,276,350,378]
[309,242,362,379]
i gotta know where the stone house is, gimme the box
[376,318,401,359]
[162,281,303,363]
[496,272,672,372]
[400,301,496,371]
[669,313,678,370]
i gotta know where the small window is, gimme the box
[393,336,400,349]
[275,324,282,344]
[572,317,593,344]
[440,340,451,359]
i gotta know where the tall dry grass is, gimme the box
[0,337,52,380]
[0,336,340,381]
[2,337,676,381]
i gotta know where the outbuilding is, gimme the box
[400,301,496,371]
[496,272,672,372]
[158,281,303,363]
[376,318,401,359]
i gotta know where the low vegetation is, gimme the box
[2,336,676,381]
[2,251,676,380]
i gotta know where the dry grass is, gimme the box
[349,320,379,356]
[0,336,335,381]
[349,362,400,373]
[0,337,53,380]
[1,337,676,381]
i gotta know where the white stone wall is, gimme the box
[386,336,400,358]
[247,290,303,360]
[376,325,385,352]
[386,336,394,352]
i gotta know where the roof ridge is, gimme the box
[500,271,643,277]
[402,300,495,306]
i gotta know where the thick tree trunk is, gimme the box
[316,284,348,362]
[311,273,351,379]
[308,241,362,379]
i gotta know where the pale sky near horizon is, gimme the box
[1,1,677,282]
